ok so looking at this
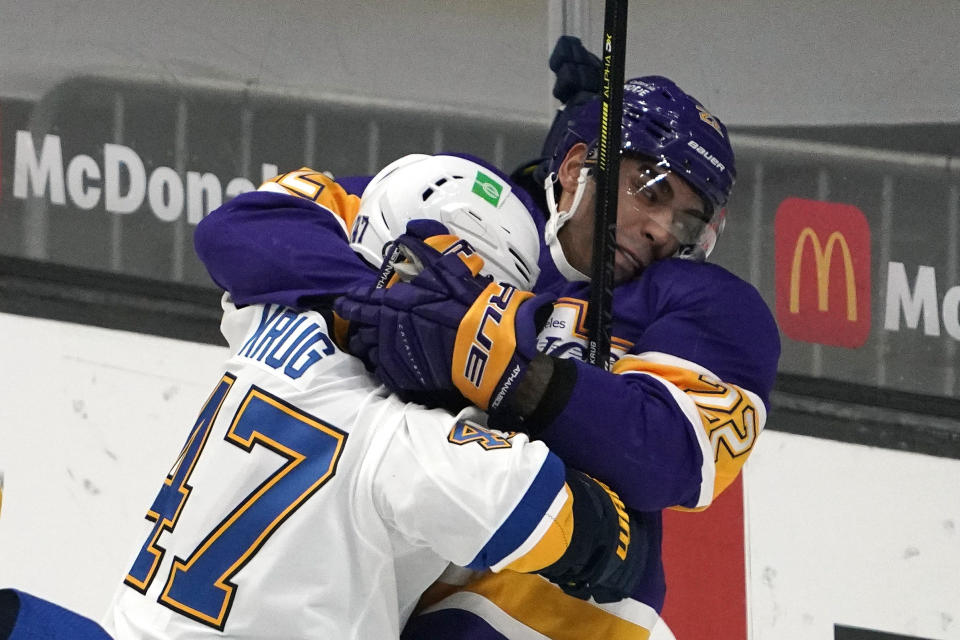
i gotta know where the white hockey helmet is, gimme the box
[349,154,541,290]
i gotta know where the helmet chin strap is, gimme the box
[543,167,592,282]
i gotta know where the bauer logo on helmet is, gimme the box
[686,140,726,172]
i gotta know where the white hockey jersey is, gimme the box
[104,297,575,639]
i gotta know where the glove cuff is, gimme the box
[487,293,559,425]
[515,356,577,437]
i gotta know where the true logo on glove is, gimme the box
[453,281,535,410]
[439,238,478,263]
[423,235,486,277]
[463,284,518,389]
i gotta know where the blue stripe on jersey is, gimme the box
[402,608,508,640]
[465,451,566,570]
[2,589,113,640]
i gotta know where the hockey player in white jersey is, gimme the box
[103,155,651,639]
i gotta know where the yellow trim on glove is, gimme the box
[452,282,535,410]
[423,234,486,277]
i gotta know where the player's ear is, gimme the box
[557,142,589,193]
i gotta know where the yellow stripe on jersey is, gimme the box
[460,572,652,639]
[264,168,362,231]
[612,356,763,508]
[416,579,471,614]
[502,484,574,573]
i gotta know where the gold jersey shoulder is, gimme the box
[264,168,362,231]
[613,356,765,508]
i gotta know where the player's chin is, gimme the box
[613,251,645,284]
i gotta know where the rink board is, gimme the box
[0,313,958,639]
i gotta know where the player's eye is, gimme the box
[628,164,672,205]
[632,179,657,203]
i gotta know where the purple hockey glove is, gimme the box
[336,229,555,418]
[337,219,489,387]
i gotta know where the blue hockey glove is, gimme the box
[549,35,602,104]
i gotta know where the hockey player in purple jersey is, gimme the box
[337,82,779,638]
[192,49,780,639]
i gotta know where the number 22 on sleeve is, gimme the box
[124,373,348,630]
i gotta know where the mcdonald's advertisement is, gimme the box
[762,185,960,399]
[775,198,872,348]
[774,197,960,347]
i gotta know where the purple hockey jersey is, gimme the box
[192,164,780,638]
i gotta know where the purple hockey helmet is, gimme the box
[539,75,736,217]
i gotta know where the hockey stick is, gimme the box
[585,0,628,369]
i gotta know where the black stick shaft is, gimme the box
[585,0,628,368]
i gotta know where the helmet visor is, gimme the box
[621,157,724,260]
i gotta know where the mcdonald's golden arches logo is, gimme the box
[775,198,871,348]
